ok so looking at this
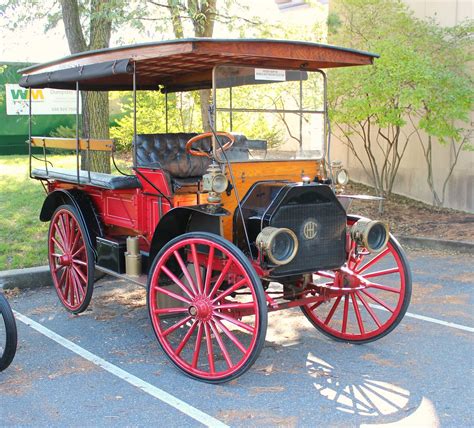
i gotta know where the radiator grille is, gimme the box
[270,201,346,277]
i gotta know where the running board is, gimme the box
[95,265,147,288]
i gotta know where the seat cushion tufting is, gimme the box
[136,133,210,178]
[135,133,250,179]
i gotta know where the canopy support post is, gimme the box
[133,62,137,167]
[28,87,32,178]
[42,138,49,175]
[315,69,331,183]
[229,87,233,132]
[75,81,80,184]
[299,73,303,151]
[165,90,169,133]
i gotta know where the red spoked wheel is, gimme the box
[48,205,94,314]
[301,216,411,343]
[147,232,267,383]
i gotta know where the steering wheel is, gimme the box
[185,132,235,158]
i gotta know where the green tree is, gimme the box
[1,0,139,172]
[328,0,473,207]
[0,66,4,104]
[147,0,262,130]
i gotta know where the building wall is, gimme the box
[331,0,473,212]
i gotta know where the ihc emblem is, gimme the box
[303,220,318,240]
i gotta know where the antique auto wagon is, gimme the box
[20,39,411,383]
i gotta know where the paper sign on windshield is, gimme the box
[254,68,286,81]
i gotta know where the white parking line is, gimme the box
[370,304,474,333]
[13,310,229,428]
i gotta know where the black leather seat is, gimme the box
[135,133,250,192]
[32,168,141,190]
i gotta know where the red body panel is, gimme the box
[48,168,174,251]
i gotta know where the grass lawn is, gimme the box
[0,154,126,270]
[0,154,132,270]
[0,155,49,270]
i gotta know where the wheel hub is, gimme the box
[335,269,362,289]
[59,254,72,266]
[189,296,213,321]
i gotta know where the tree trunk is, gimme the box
[195,1,217,131]
[81,91,111,172]
[167,0,217,131]
[59,0,111,173]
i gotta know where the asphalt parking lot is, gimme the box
[1,247,473,427]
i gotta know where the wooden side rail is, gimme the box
[30,137,114,152]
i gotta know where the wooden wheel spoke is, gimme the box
[341,295,349,333]
[190,244,204,294]
[70,227,82,254]
[154,285,192,305]
[203,323,215,374]
[215,301,255,311]
[351,293,365,334]
[67,269,75,305]
[212,278,248,303]
[324,296,342,325]
[59,214,70,246]
[367,282,400,293]
[57,266,67,288]
[72,259,87,267]
[204,246,215,296]
[356,247,390,274]
[210,321,233,369]
[67,217,75,246]
[213,318,247,354]
[355,291,382,328]
[191,322,204,368]
[160,265,195,299]
[308,300,324,312]
[71,245,85,259]
[363,267,399,278]
[62,273,70,301]
[154,307,188,315]
[162,316,193,337]
[172,250,198,296]
[208,258,233,298]
[51,235,66,254]
[70,268,85,300]
[213,311,254,333]
[53,264,66,274]
[175,319,198,356]
[361,290,394,313]
[72,264,87,284]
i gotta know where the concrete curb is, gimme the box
[1,236,472,291]
[397,235,474,254]
[0,265,52,291]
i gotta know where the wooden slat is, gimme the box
[30,137,114,151]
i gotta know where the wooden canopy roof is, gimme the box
[19,38,378,92]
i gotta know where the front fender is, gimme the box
[149,204,229,263]
[40,189,103,251]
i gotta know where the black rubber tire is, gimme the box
[48,204,95,314]
[301,215,412,344]
[0,292,18,371]
[147,231,268,384]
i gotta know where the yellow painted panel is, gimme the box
[220,160,320,240]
